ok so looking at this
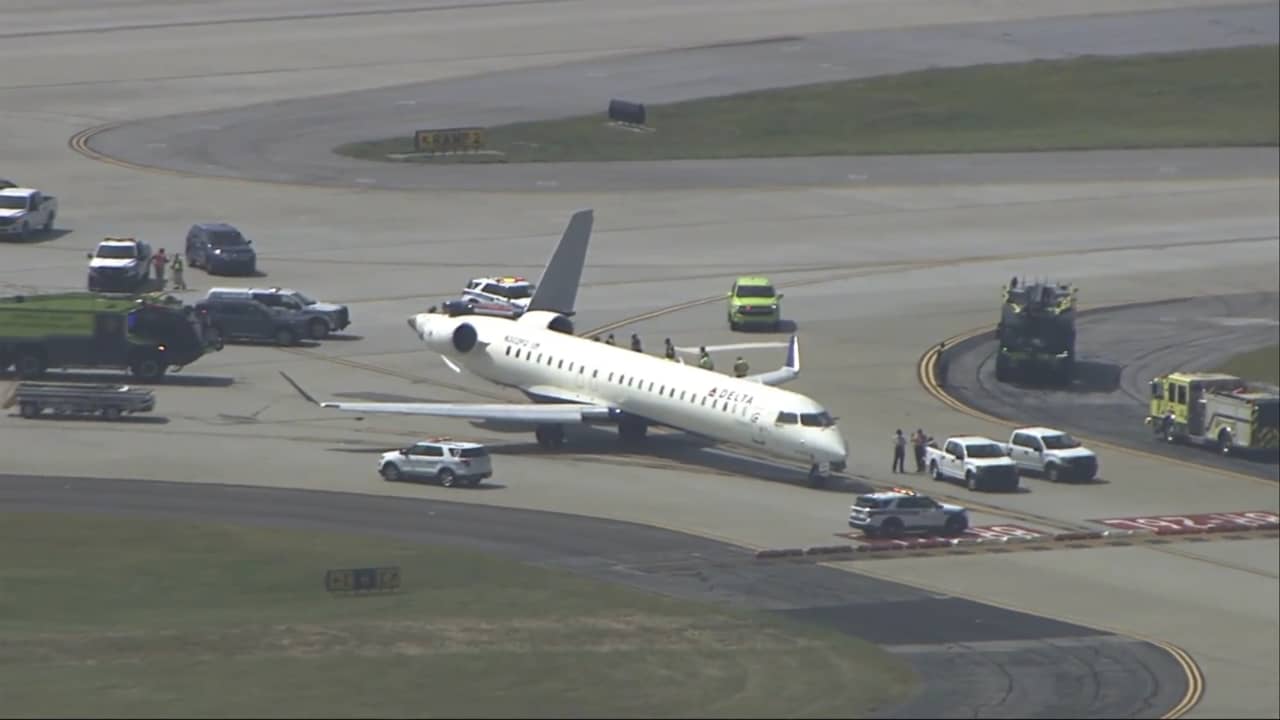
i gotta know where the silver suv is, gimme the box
[378,438,493,488]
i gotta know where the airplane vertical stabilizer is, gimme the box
[528,209,593,315]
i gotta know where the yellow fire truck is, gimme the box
[1146,371,1279,455]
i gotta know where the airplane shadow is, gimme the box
[485,425,874,493]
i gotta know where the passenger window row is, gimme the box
[502,342,751,415]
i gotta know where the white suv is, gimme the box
[461,276,536,314]
[848,488,969,538]
[378,438,493,488]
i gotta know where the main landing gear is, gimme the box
[535,424,565,449]
[618,416,648,443]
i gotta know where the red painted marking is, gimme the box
[1092,511,1280,532]
[963,524,1047,541]
[840,523,1050,549]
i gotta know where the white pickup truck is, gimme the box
[1001,426,1099,482]
[925,435,1021,492]
[0,187,58,241]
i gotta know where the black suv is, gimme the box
[185,223,257,275]
[194,297,308,346]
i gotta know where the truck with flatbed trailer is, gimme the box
[1146,371,1279,455]
[0,292,220,381]
[3,381,156,420]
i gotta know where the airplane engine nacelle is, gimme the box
[517,310,575,335]
[452,322,479,352]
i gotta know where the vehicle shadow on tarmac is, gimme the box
[735,319,801,334]
[322,334,364,342]
[5,413,170,424]
[0,371,235,387]
[7,228,73,245]
[997,359,1122,394]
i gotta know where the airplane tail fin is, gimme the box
[527,209,593,316]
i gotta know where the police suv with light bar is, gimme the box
[848,487,969,538]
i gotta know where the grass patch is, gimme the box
[0,512,914,718]
[337,44,1279,163]
[1216,344,1279,385]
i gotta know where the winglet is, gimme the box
[786,335,799,372]
[527,209,593,315]
[279,371,321,406]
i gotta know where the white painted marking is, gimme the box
[354,178,376,184]
[535,180,559,187]
[394,100,417,106]
[1207,317,1279,327]
[847,173,868,181]
[1158,165,1179,174]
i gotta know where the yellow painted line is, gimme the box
[916,296,1278,487]
[826,561,1205,719]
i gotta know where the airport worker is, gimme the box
[698,346,714,371]
[733,356,749,377]
[911,428,927,472]
[664,338,677,360]
[152,247,168,284]
[892,429,907,474]
[630,333,643,352]
[170,253,187,290]
[606,333,616,346]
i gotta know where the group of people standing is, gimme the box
[891,428,934,473]
[591,333,751,377]
[147,247,187,290]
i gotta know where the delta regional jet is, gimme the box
[283,210,849,486]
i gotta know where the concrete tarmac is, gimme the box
[2,0,1278,716]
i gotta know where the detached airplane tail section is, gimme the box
[527,209,593,316]
[744,335,800,387]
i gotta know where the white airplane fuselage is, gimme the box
[412,311,849,469]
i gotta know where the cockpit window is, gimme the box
[800,412,835,427]
[776,412,798,424]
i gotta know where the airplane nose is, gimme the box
[826,431,849,464]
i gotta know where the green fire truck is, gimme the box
[995,278,1078,385]
[0,292,221,381]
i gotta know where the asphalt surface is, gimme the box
[0,472,1187,719]
[82,2,1279,191]
[940,292,1280,481]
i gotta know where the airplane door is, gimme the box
[750,411,767,446]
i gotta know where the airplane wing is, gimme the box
[279,372,614,424]
[742,335,800,387]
